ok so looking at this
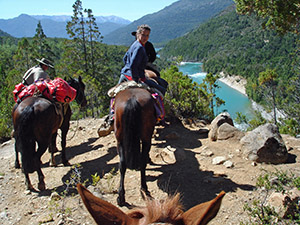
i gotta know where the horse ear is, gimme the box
[64,76,68,81]
[77,184,135,225]
[181,191,225,225]
[78,76,82,82]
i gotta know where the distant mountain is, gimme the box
[32,15,130,24]
[103,0,234,45]
[0,29,11,37]
[0,14,131,38]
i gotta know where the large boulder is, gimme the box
[240,123,288,164]
[217,123,245,141]
[209,112,234,141]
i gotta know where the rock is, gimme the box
[209,112,234,141]
[161,146,186,163]
[200,150,214,157]
[212,156,227,165]
[49,192,61,201]
[223,160,234,168]
[267,188,300,218]
[240,123,288,164]
[217,123,245,141]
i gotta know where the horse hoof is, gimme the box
[15,163,21,169]
[141,189,152,200]
[27,184,34,191]
[50,161,57,167]
[38,182,46,191]
[63,161,71,166]
[117,196,126,207]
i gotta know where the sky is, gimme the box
[0,0,179,21]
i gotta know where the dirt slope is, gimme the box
[0,118,300,225]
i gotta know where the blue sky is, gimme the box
[0,0,179,21]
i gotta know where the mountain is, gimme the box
[103,0,234,45]
[159,5,298,104]
[0,14,131,38]
[0,29,11,37]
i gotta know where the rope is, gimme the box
[57,106,81,141]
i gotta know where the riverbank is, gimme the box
[218,72,285,121]
[218,72,247,96]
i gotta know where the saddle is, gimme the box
[107,80,163,98]
[108,81,165,123]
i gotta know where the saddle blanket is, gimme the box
[109,93,165,123]
[13,78,76,104]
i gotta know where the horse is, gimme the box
[113,87,157,206]
[77,183,225,225]
[12,76,87,191]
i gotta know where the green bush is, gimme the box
[161,65,212,120]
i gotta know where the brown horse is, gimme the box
[114,87,157,206]
[12,76,87,191]
[77,183,225,225]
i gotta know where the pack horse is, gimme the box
[12,76,87,191]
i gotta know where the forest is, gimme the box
[1,0,221,141]
[160,5,300,136]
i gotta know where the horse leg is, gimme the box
[49,132,58,167]
[140,141,152,199]
[36,167,45,191]
[24,173,34,190]
[117,144,126,206]
[14,144,20,169]
[60,108,71,166]
[60,126,71,166]
[35,143,48,190]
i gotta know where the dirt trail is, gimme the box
[0,118,300,225]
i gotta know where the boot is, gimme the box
[97,115,114,137]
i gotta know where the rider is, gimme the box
[118,24,166,95]
[22,58,54,85]
[131,31,168,89]
[98,25,167,137]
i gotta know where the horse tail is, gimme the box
[123,97,142,170]
[15,106,37,174]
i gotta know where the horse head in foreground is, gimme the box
[77,184,225,225]
[12,76,87,191]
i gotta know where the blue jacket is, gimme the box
[121,40,148,82]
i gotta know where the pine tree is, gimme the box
[32,21,55,61]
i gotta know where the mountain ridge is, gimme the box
[103,0,234,45]
[0,14,130,38]
[0,0,234,45]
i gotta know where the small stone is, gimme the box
[212,156,226,165]
[201,150,214,157]
[49,192,61,201]
[223,160,234,168]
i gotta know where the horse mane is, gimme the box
[127,193,184,224]
[77,183,225,225]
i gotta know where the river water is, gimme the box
[178,62,255,122]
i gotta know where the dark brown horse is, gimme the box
[77,183,225,225]
[12,76,87,191]
[114,87,157,206]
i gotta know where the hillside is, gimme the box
[103,0,234,45]
[0,14,130,38]
[0,29,11,37]
[159,6,297,79]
